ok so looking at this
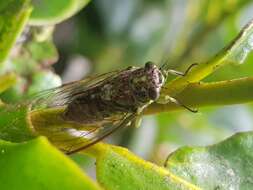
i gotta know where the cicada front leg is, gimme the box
[166,63,198,77]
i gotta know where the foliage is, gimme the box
[1,0,253,189]
[0,137,100,190]
[165,131,253,189]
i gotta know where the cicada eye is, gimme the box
[148,88,159,100]
[138,90,147,98]
[145,61,155,71]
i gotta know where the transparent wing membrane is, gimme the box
[29,70,120,110]
[31,110,135,154]
[0,69,139,154]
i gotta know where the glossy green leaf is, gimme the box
[223,19,253,65]
[95,145,200,190]
[165,131,253,190]
[0,0,32,69]
[0,77,27,103]
[0,104,36,142]
[29,0,91,25]
[0,137,101,190]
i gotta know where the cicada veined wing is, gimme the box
[31,110,136,154]
[1,62,168,154]
[0,69,138,154]
[29,70,120,110]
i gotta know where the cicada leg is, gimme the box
[161,63,199,112]
[129,116,142,128]
[166,63,198,77]
[166,96,198,113]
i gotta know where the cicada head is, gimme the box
[130,62,165,103]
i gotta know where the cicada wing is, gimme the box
[0,70,121,143]
[0,71,118,140]
[0,67,140,153]
[38,113,136,154]
[28,70,120,110]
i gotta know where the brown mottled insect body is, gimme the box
[0,44,200,155]
[64,62,165,124]
[27,61,197,154]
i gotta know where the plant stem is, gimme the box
[145,76,253,115]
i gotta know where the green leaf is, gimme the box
[0,73,17,94]
[159,18,253,103]
[165,131,253,190]
[0,137,101,190]
[29,0,91,25]
[0,104,36,142]
[0,0,32,68]
[224,19,253,65]
[0,77,27,103]
[93,145,200,190]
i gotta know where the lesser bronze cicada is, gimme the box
[1,62,196,154]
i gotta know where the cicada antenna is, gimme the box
[159,58,171,79]
[159,58,169,70]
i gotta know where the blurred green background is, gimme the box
[51,0,253,169]
[3,0,253,177]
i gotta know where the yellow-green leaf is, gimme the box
[92,144,201,190]
[0,0,32,68]
[0,137,101,190]
[29,0,91,25]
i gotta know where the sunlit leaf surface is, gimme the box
[165,131,253,190]
[29,0,91,25]
[95,145,200,190]
[0,137,101,190]
[0,0,32,68]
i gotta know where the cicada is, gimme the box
[1,62,196,154]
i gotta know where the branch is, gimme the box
[145,77,253,115]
